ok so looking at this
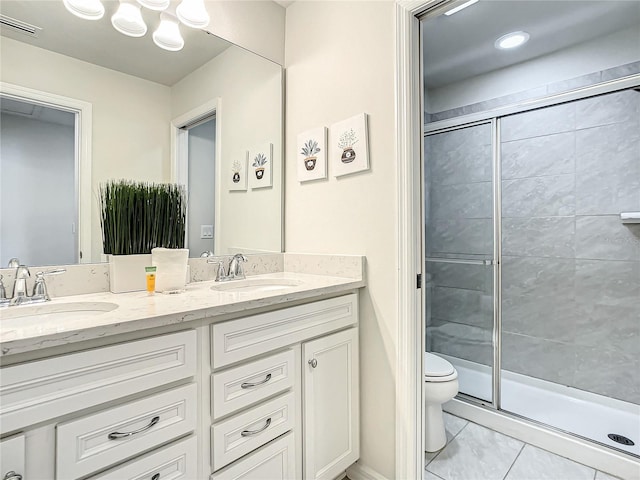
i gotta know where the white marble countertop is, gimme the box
[0,271,364,357]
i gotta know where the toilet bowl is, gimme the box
[424,352,459,452]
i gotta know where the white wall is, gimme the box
[427,26,640,112]
[172,46,283,254]
[0,37,172,262]
[0,113,76,266]
[285,2,397,477]
[206,0,286,65]
[187,118,216,256]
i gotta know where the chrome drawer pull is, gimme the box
[241,373,272,389]
[151,474,160,480]
[108,416,160,440]
[240,418,271,437]
[3,471,22,480]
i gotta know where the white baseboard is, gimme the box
[346,462,390,480]
[445,399,640,480]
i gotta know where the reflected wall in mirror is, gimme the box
[0,0,283,266]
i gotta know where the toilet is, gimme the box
[424,352,459,452]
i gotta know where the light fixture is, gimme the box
[111,1,147,37]
[136,0,170,12]
[176,0,210,29]
[444,0,478,16]
[495,31,530,50]
[63,0,104,20]
[153,13,184,51]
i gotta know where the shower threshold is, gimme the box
[440,354,640,457]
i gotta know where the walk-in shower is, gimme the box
[421,0,640,462]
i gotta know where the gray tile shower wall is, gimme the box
[500,89,640,404]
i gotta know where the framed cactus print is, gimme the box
[330,113,369,177]
[297,127,327,182]
[228,151,248,191]
[249,143,273,189]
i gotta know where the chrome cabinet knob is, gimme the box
[308,358,318,368]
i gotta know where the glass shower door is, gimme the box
[424,122,496,403]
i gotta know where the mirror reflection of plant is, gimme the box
[253,153,268,167]
[99,180,186,255]
[301,139,321,157]
[338,129,358,149]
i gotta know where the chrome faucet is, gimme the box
[207,253,248,282]
[10,265,31,305]
[4,259,66,306]
[228,254,248,280]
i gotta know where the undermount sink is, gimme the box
[0,302,119,322]
[210,277,302,293]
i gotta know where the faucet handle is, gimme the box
[0,275,6,300]
[7,258,20,268]
[32,269,66,300]
[207,259,226,281]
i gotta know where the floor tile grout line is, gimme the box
[501,442,526,480]
[425,418,470,470]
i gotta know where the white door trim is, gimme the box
[0,81,93,264]
[394,1,445,479]
[171,99,222,254]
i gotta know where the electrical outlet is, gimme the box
[201,225,213,239]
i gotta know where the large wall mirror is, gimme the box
[0,0,283,266]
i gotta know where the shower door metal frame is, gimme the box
[423,73,640,412]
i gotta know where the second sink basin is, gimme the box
[210,277,302,293]
[0,301,119,322]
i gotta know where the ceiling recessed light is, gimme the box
[153,13,184,51]
[111,1,147,37]
[444,0,479,16]
[63,0,105,20]
[495,31,530,50]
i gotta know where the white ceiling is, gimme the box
[1,96,76,126]
[422,0,640,88]
[0,0,232,86]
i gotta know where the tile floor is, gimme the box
[424,413,628,480]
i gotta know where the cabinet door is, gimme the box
[303,328,359,480]
[0,434,25,480]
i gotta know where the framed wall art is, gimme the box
[330,113,369,177]
[249,143,273,189]
[297,127,327,182]
[228,151,248,191]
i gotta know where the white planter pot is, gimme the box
[108,254,152,293]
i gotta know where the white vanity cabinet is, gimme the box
[0,434,25,480]
[0,330,198,480]
[303,328,359,480]
[210,293,360,479]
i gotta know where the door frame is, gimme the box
[0,81,92,264]
[171,98,222,254]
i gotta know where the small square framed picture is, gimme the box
[228,151,248,191]
[297,127,327,182]
[330,113,369,177]
[249,143,273,189]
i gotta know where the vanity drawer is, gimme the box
[57,383,197,480]
[211,294,357,368]
[211,392,295,471]
[89,435,197,480]
[0,330,197,433]
[212,349,295,420]
[0,434,25,480]
[210,431,296,480]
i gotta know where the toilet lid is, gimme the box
[425,352,455,377]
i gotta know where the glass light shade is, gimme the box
[111,2,147,37]
[136,0,170,11]
[63,0,105,20]
[176,0,210,29]
[153,15,184,51]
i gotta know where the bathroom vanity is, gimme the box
[0,255,364,480]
